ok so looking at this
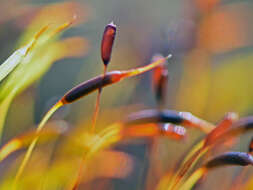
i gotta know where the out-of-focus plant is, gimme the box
[0,2,89,141]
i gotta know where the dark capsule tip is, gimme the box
[103,60,109,66]
[205,152,253,169]
[124,109,183,126]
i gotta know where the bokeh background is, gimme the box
[0,0,253,189]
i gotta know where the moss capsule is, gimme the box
[101,21,116,65]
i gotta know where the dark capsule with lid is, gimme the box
[205,152,253,169]
[101,21,117,66]
[59,55,170,104]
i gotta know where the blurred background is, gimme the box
[0,0,253,189]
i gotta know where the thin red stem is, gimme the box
[91,65,107,132]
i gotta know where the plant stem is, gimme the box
[13,101,63,189]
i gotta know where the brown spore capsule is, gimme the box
[124,109,184,126]
[101,21,116,65]
[205,152,253,169]
[60,55,171,105]
[61,71,123,104]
